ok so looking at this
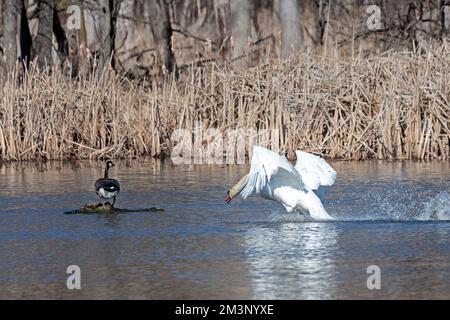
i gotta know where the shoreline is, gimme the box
[0,157,447,167]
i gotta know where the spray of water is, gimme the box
[416,192,450,221]
[265,186,450,223]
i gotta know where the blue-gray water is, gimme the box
[0,160,449,299]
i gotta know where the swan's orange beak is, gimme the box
[225,191,233,203]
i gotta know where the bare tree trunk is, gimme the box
[67,0,89,77]
[3,0,20,72]
[98,0,112,72]
[53,6,69,69]
[301,0,322,47]
[249,0,262,65]
[34,0,54,69]
[440,0,448,39]
[0,0,3,51]
[19,0,32,68]
[279,0,303,58]
[214,0,231,60]
[97,0,119,72]
[147,0,174,78]
[78,2,89,76]
[109,0,119,70]
[230,0,251,67]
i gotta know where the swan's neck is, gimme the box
[104,166,109,179]
[229,174,249,197]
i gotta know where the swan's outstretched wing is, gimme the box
[294,150,336,191]
[240,146,297,199]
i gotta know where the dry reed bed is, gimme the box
[0,44,449,161]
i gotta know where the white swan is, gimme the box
[225,146,336,221]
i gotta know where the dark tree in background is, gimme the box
[1,0,449,80]
[0,0,3,56]
[97,0,112,72]
[147,0,175,77]
[66,0,89,77]
[34,0,54,69]
[19,0,32,68]
[214,0,231,60]
[3,0,19,72]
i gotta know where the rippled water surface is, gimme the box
[0,160,450,299]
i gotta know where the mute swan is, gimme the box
[225,146,336,221]
[95,161,121,207]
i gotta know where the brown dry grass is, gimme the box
[0,42,449,161]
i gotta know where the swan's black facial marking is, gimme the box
[225,190,233,203]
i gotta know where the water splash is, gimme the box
[261,188,450,223]
[416,192,450,221]
[319,177,450,222]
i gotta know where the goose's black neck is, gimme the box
[104,165,109,179]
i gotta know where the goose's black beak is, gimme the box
[225,191,233,204]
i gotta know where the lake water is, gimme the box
[0,160,449,299]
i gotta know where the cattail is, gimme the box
[0,44,449,161]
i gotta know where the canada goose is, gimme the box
[95,160,121,207]
[225,146,336,221]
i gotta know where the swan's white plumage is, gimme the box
[240,146,300,199]
[239,146,336,221]
[294,150,336,190]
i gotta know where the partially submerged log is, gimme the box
[64,203,164,214]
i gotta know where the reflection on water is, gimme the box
[0,160,450,299]
[245,223,338,299]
